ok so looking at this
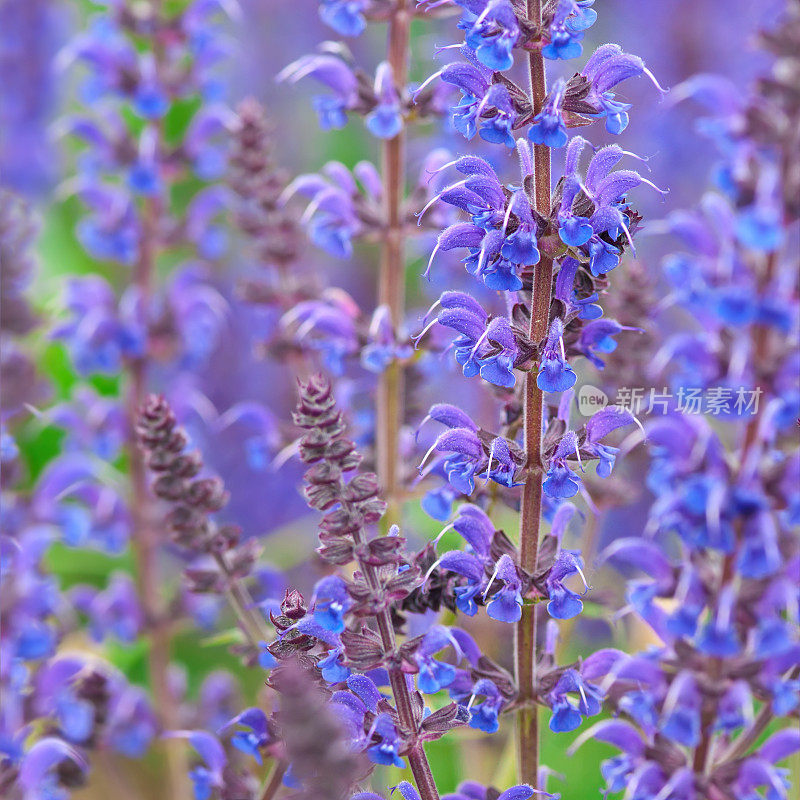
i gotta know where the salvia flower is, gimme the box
[580,43,666,134]
[537,318,576,393]
[457,0,521,72]
[542,1,597,61]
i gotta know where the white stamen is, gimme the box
[295,311,323,341]
[426,158,460,181]
[270,438,300,470]
[481,559,504,601]
[482,443,495,489]
[501,193,516,236]
[417,453,443,480]
[423,239,442,280]
[53,479,92,504]
[573,561,590,593]
[468,327,490,360]
[639,176,669,197]
[618,218,637,254]
[433,522,456,546]
[420,297,443,325]
[620,149,651,169]
[422,556,446,589]
[414,414,432,442]
[643,66,668,95]
[22,403,46,419]
[417,440,439,473]
[412,317,440,350]
[631,414,647,441]
[416,179,468,226]
[577,682,589,710]
[411,69,444,100]
[574,439,585,473]
[300,193,325,224]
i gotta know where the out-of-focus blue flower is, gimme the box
[166,730,227,800]
[319,0,369,36]
[220,708,272,764]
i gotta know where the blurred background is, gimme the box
[0,0,790,797]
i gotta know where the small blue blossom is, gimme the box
[537,318,577,393]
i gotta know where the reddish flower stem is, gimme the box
[376,0,411,527]
[350,515,440,800]
[514,0,552,788]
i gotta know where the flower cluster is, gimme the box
[4,1,799,800]
[576,8,800,800]
[163,378,539,800]
[417,3,664,151]
[0,191,158,800]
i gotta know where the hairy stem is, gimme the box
[127,198,190,800]
[376,0,411,526]
[514,0,552,787]
[212,551,271,649]
[350,519,440,799]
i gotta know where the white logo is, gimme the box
[577,384,609,416]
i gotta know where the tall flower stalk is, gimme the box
[377,0,412,524]
[53,1,235,795]
[410,0,667,791]
[127,173,188,800]
[293,377,441,798]
[277,0,452,530]
[515,0,552,784]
